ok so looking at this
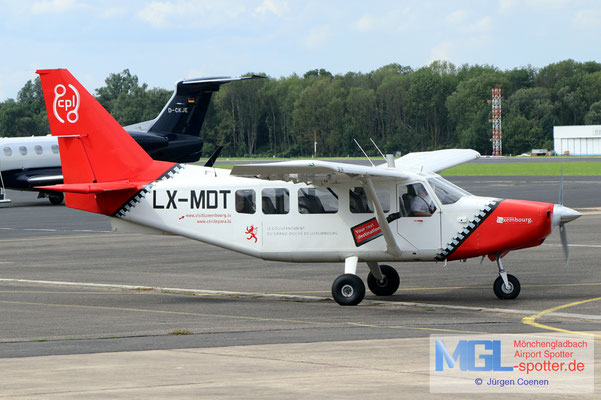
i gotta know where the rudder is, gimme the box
[37,68,175,215]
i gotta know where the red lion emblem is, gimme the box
[245,225,258,243]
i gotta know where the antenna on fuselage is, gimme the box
[369,138,395,168]
[353,138,375,167]
[369,138,386,161]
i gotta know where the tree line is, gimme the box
[2,59,601,157]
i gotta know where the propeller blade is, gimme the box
[559,163,564,205]
[559,224,569,268]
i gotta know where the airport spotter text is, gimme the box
[153,190,231,210]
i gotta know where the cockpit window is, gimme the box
[427,177,470,205]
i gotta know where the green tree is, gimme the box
[584,101,601,124]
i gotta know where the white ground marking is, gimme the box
[1,278,600,321]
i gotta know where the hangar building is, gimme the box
[553,125,601,155]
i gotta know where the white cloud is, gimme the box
[354,14,376,32]
[464,16,493,33]
[497,0,518,13]
[499,0,574,13]
[255,0,288,17]
[302,25,332,50]
[185,68,206,80]
[100,7,127,19]
[137,1,247,29]
[446,10,468,24]
[429,40,453,64]
[31,0,79,14]
[573,8,601,30]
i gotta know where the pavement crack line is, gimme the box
[169,347,428,376]
[2,278,601,322]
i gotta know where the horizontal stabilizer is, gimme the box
[35,181,143,194]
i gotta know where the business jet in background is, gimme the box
[0,75,261,204]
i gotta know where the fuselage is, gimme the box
[110,163,557,264]
[0,136,60,172]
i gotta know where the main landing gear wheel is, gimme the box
[332,274,365,306]
[493,274,521,300]
[367,264,400,296]
[48,192,64,205]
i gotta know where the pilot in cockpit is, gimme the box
[410,183,436,216]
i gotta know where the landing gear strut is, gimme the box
[493,254,521,299]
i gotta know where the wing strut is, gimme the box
[360,177,402,257]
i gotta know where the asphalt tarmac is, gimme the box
[0,176,600,398]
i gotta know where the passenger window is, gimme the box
[298,187,338,214]
[3,147,11,156]
[235,189,256,214]
[19,146,27,155]
[262,188,289,215]
[399,183,436,217]
[349,187,390,213]
[34,145,43,155]
[51,144,59,154]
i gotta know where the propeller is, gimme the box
[552,164,581,268]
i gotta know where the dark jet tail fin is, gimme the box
[148,75,264,137]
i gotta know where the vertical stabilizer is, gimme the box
[37,68,175,214]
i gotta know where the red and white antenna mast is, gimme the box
[488,86,502,156]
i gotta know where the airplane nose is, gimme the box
[552,204,582,227]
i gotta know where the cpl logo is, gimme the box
[53,84,80,124]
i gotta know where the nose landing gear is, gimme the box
[493,253,521,300]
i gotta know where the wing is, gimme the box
[389,149,480,173]
[230,160,410,185]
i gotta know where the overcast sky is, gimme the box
[1,0,600,100]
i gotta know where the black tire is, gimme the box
[48,192,64,205]
[367,264,400,296]
[331,274,365,306]
[493,274,521,300]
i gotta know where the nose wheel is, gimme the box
[493,274,520,299]
[493,254,521,299]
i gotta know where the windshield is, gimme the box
[427,177,471,205]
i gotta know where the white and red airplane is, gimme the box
[35,69,582,306]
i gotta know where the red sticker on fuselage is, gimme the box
[351,217,382,246]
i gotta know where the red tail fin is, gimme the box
[37,69,175,215]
